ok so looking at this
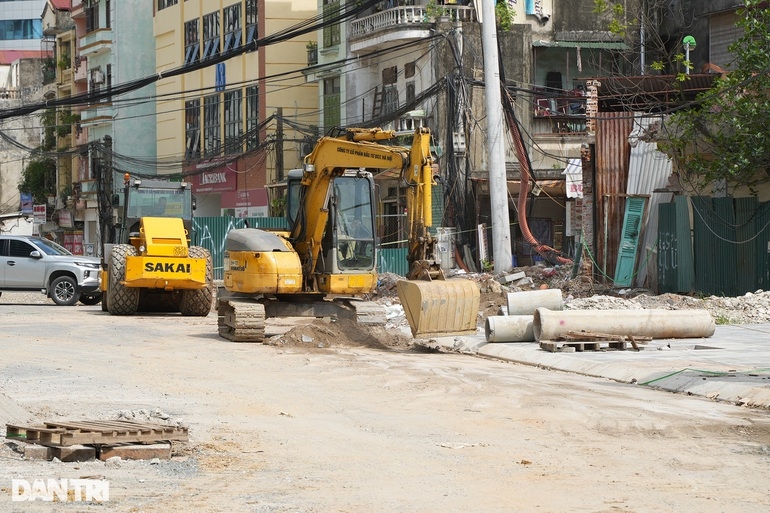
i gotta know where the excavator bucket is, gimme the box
[397,279,481,338]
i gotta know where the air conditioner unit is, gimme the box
[92,70,104,84]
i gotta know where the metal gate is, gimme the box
[658,196,770,296]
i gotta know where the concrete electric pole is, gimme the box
[480,0,512,274]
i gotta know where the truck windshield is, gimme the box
[127,188,192,219]
[334,176,375,271]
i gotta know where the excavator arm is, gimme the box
[290,128,414,277]
[402,128,444,280]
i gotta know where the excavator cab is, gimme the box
[286,167,378,294]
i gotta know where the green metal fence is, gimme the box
[658,196,770,296]
[192,217,289,280]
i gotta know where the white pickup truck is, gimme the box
[0,235,102,306]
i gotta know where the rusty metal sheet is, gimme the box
[595,112,633,282]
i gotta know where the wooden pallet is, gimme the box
[540,340,630,352]
[540,331,652,353]
[6,419,188,447]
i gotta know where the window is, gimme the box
[0,20,43,40]
[245,0,258,46]
[323,77,341,131]
[157,0,178,10]
[203,12,220,60]
[382,66,397,85]
[9,240,35,258]
[246,85,259,151]
[185,99,201,159]
[406,82,415,103]
[184,19,199,65]
[405,61,416,79]
[224,89,243,154]
[223,4,242,53]
[383,85,399,115]
[322,0,341,47]
[85,0,99,33]
[334,176,375,271]
[105,0,111,28]
[104,64,112,102]
[204,93,221,156]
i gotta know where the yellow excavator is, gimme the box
[217,127,479,342]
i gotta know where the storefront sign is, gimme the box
[192,161,237,193]
[33,204,46,224]
[58,210,73,228]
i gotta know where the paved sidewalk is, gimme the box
[429,323,770,409]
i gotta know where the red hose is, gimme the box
[503,90,572,266]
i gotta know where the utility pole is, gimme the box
[480,0,512,274]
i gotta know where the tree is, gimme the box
[593,0,693,77]
[18,157,56,204]
[658,0,770,191]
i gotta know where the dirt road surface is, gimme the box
[1,297,770,512]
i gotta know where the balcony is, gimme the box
[80,103,114,126]
[79,180,98,197]
[79,28,113,57]
[74,57,88,82]
[532,92,587,135]
[349,4,475,53]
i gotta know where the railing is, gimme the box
[350,6,425,39]
[349,5,475,39]
[532,92,587,134]
[79,28,112,53]
[0,88,19,100]
[81,103,114,123]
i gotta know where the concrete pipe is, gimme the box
[506,289,563,315]
[485,315,535,342]
[533,308,716,342]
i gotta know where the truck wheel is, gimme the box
[107,244,139,315]
[180,246,214,316]
[139,289,181,312]
[50,276,80,306]
[79,293,102,306]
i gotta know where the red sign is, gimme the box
[220,188,268,208]
[192,162,237,193]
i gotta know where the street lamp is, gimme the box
[683,35,696,75]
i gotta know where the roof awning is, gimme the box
[533,40,629,50]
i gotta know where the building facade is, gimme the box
[153,0,318,218]
[0,0,47,51]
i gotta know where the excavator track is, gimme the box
[334,299,388,326]
[217,299,266,342]
[217,297,387,343]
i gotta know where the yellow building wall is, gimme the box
[153,0,318,186]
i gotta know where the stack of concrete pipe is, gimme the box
[485,289,716,343]
[485,289,562,342]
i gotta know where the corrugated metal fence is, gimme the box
[658,196,770,296]
[191,216,411,280]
